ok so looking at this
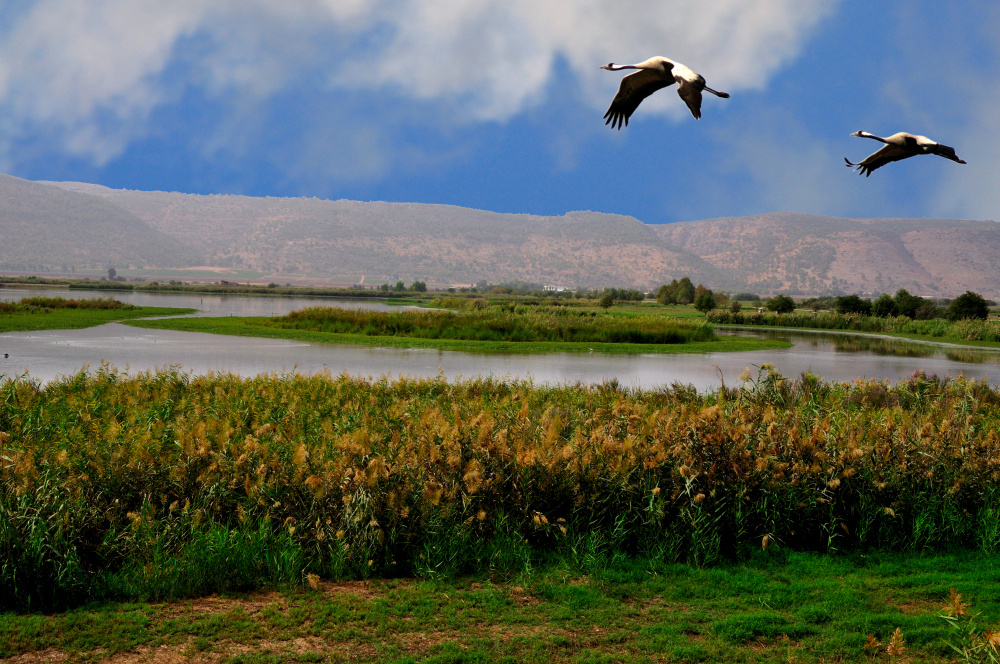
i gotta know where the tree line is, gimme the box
[829,289,990,321]
[653,279,992,322]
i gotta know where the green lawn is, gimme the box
[0,305,196,333]
[2,552,995,663]
[125,314,790,354]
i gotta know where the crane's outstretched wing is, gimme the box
[603,70,674,129]
[926,142,966,164]
[675,80,704,120]
[845,144,913,177]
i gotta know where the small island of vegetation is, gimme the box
[126,302,789,354]
[0,296,195,333]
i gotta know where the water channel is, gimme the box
[3,287,1000,390]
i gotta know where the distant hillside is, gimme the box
[0,175,201,272]
[653,213,1000,297]
[38,181,721,289]
[1,175,995,297]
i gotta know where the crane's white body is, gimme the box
[845,130,966,176]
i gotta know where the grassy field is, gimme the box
[0,296,194,333]
[2,552,997,663]
[126,305,790,354]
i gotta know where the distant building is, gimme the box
[543,285,565,292]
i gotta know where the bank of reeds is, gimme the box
[0,296,131,313]
[267,305,716,345]
[707,310,1000,342]
[3,366,1000,609]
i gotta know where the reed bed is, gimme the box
[3,366,1000,609]
[265,305,717,345]
[707,309,1000,342]
[0,296,132,313]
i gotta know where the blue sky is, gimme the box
[0,1,997,224]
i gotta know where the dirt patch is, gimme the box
[316,578,398,601]
[891,598,944,615]
[508,585,542,606]
[3,649,69,664]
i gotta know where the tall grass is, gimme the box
[0,296,132,313]
[707,310,1000,342]
[4,367,1000,609]
[265,305,717,345]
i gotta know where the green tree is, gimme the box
[872,293,895,317]
[893,289,925,318]
[765,295,795,314]
[834,294,872,315]
[730,300,742,313]
[676,277,696,305]
[657,280,679,305]
[379,283,390,292]
[694,290,716,313]
[947,291,990,320]
[914,302,940,320]
[598,292,614,310]
[411,281,427,292]
[394,280,406,292]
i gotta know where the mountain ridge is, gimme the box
[0,174,995,297]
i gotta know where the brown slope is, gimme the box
[33,181,1000,297]
[655,212,1000,298]
[44,184,720,289]
[0,175,201,272]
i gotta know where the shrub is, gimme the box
[948,291,990,321]
[834,294,872,315]
[872,293,895,318]
[694,291,716,313]
[766,295,795,314]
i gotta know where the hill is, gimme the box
[653,213,1000,297]
[0,175,201,273]
[1,175,995,297]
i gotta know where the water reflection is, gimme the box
[3,288,1000,389]
[0,286,403,317]
[723,327,1000,364]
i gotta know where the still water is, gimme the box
[3,288,1000,390]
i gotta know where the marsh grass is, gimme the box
[128,306,789,353]
[5,366,1000,610]
[0,296,194,333]
[241,305,715,345]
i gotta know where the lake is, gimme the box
[3,287,1000,390]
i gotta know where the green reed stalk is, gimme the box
[4,367,1000,609]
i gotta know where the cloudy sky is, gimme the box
[0,1,997,224]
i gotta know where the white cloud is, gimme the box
[336,0,840,120]
[0,0,839,169]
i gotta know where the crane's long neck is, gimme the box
[855,131,886,143]
[602,63,642,71]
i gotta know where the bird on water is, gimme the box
[600,56,729,128]
[845,131,966,176]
